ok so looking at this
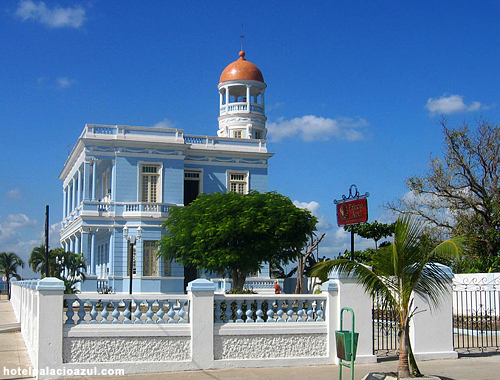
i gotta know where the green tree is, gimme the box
[387,119,500,272]
[311,216,464,379]
[344,220,395,249]
[0,252,24,299]
[159,191,317,289]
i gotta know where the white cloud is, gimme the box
[267,115,369,142]
[0,215,61,279]
[14,0,86,29]
[152,118,176,129]
[293,200,333,231]
[425,94,482,116]
[56,77,74,88]
[7,188,23,200]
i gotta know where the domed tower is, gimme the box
[218,51,267,139]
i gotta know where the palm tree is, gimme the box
[29,244,56,277]
[29,245,86,293]
[0,252,25,300]
[311,216,464,379]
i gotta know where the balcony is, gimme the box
[220,102,264,115]
[61,201,179,230]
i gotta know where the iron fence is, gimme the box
[372,294,399,357]
[453,277,500,354]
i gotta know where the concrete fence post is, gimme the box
[321,280,339,364]
[410,264,458,361]
[187,278,216,370]
[325,271,377,364]
[36,277,65,378]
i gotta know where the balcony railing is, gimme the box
[124,203,173,213]
[219,102,264,115]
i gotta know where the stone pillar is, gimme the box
[72,177,76,211]
[81,231,89,273]
[90,232,96,275]
[83,160,90,201]
[219,91,223,108]
[410,264,458,361]
[91,161,97,201]
[75,234,81,254]
[67,184,72,215]
[62,188,67,219]
[187,279,216,369]
[76,169,82,206]
[226,86,231,107]
[323,271,377,364]
[246,85,251,112]
[110,160,116,201]
[109,231,114,277]
[36,278,65,379]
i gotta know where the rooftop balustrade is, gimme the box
[79,124,267,152]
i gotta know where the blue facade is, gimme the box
[59,126,273,293]
[60,51,274,293]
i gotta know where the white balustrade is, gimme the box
[213,295,326,323]
[63,296,189,325]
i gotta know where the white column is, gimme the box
[410,264,457,361]
[226,86,231,108]
[246,85,251,112]
[110,160,116,201]
[90,232,96,275]
[187,279,216,369]
[72,177,76,210]
[62,188,67,219]
[109,231,114,277]
[75,234,81,254]
[81,231,89,273]
[77,168,82,205]
[64,240,69,252]
[91,162,97,201]
[67,184,72,215]
[83,161,91,201]
[219,91,223,108]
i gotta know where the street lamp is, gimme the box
[123,226,141,295]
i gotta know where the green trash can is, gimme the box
[335,330,359,361]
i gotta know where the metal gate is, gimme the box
[372,294,399,357]
[453,277,500,353]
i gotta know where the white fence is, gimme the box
[10,271,458,380]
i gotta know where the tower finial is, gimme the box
[240,24,245,52]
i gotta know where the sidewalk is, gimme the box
[0,301,33,379]
[1,300,499,380]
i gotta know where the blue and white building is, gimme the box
[59,51,274,293]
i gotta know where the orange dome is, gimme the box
[219,51,264,83]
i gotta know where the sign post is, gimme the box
[334,185,369,260]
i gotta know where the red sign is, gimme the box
[336,198,368,226]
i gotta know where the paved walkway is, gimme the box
[0,300,499,380]
[0,301,33,379]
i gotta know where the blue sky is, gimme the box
[1,1,500,277]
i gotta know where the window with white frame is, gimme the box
[228,172,248,194]
[143,240,158,276]
[233,130,243,139]
[141,165,159,203]
[254,130,262,139]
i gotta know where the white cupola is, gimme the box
[217,51,267,140]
